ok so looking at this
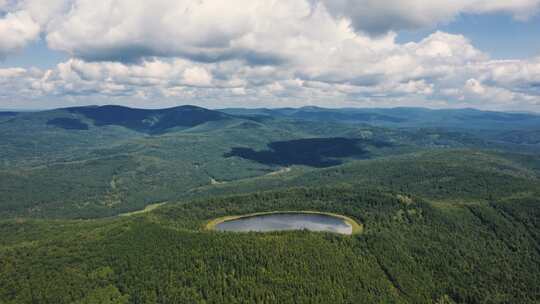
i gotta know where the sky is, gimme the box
[0,1,540,112]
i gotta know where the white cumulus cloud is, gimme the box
[320,0,540,34]
[0,10,39,58]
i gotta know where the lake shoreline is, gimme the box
[205,210,363,235]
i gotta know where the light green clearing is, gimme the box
[205,211,363,235]
[119,202,168,217]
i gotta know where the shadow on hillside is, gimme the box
[47,118,89,130]
[225,137,388,168]
[0,112,18,117]
[66,105,228,134]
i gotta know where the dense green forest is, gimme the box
[1,186,539,303]
[1,106,539,303]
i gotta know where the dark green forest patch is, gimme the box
[224,137,389,167]
[0,112,18,117]
[67,105,230,134]
[47,118,89,130]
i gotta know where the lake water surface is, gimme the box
[215,213,353,235]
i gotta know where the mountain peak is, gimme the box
[64,105,230,134]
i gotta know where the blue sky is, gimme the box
[397,13,540,60]
[0,39,67,69]
[0,1,539,112]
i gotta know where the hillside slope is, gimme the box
[223,107,540,131]
[188,149,540,203]
[0,107,501,219]
[66,105,231,134]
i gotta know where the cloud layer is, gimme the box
[0,0,539,111]
[0,11,39,58]
[322,0,540,34]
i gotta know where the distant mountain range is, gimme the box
[221,106,540,130]
[3,105,539,134]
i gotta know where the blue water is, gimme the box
[215,213,352,235]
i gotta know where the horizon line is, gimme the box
[1,104,539,115]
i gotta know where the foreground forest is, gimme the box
[0,106,539,303]
[1,185,539,303]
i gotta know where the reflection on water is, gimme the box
[215,213,352,235]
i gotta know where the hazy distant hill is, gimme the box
[0,112,18,117]
[0,111,18,123]
[222,107,540,131]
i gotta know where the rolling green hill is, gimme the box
[187,149,540,203]
[66,105,231,134]
[2,106,520,219]
[222,106,540,131]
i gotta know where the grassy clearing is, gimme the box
[205,210,363,235]
[119,202,168,217]
[266,167,292,176]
